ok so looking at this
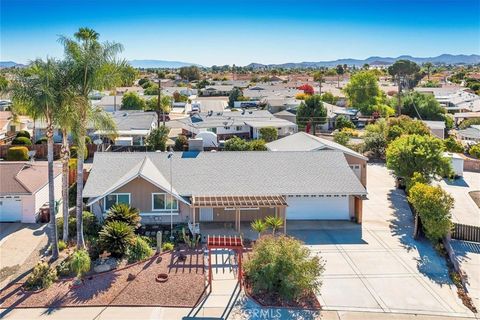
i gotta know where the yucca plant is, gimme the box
[251,219,267,239]
[99,221,134,258]
[105,203,141,229]
[265,216,283,236]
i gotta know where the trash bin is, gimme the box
[39,205,50,223]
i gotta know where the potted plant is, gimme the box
[69,249,91,287]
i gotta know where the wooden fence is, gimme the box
[452,223,480,243]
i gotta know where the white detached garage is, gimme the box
[0,162,62,223]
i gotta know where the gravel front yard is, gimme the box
[0,251,205,308]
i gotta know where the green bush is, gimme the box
[99,221,135,258]
[469,144,480,159]
[58,240,67,251]
[162,242,174,251]
[15,130,31,139]
[174,135,188,151]
[56,255,74,277]
[6,146,29,161]
[24,262,58,291]
[249,139,267,151]
[35,136,47,144]
[244,235,324,301]
[333,130,350,146]
[12,136,32,146]
[408,183,454,241]
[443,137,464,153]
[105,204,141,229]
[127,236,153,263]
[70,249,91,278]
[57,211,99,240]
[70,145,88,160]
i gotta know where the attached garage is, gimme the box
[0,196,22,222]
[286,195,350,220]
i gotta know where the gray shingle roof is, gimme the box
[83,151,366,201]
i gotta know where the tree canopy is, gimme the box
[121,92,145,110]
[296,94,327,135]
[179,66,200,81]
[343,71,388,115]
[259,127,278,142]
[146,126,169,151]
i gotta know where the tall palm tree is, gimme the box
[59,27,122,248]
[10,59,61,259]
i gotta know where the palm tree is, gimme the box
[251,219,267,239]
[10,59,61,259]
[424,62,433,81]
[265,216,283,236]
[59,27,123,248]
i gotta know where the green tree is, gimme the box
[401,92,447,123]
[251,219,267,239]
[228,87,242,108]
[336,64,344,88]
[313,70,325,96]
[119,64,138,86]
[0,75,8,92]
[179,66,200,81]
[10,59,62,259]
[224,136,251,151]
[388,60,421,115]
[334,115,355,130]
[60,27,122,249]
[320,92,337,104]
[145,95,172,127]
[146,126,169,151]
[249,139,267,151]
[443,137,464,153]
[333,130,350,146]
[296,94,327,135]
[343,71,382,115]
[259,127,278,142]
[121,92,146,110]
[408,183,453,241]
[423,62,433,81]
[265,216,283,235]
[386,134,452,185]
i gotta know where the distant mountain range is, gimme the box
[2,54,479,70]
[245,54,480,69]
[128,60,202,68]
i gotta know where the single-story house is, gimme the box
[199,85,235,97]
[0,162,62,223]
[422,120,446,139]
[178,110,297,140]
[457,125,480,143]
[83,151,367,232]
[274,110,296,124]
[266,132,368,187]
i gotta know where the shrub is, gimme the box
[105,204,141,229]
[6,146,29,161]
[12,136,32,146]
[335,115,355,130]
[174,134,188,151]
[162,242,174,251]
[58,240,67,251]
[244,235,324,301]
[56,255,74,277]
[259,127,278,142]
[35,136,47,144]
[469,144,480,159]
[333,130,350,146]
[24,262,58,291]
[70,145,88,160]
[249,139,267,151]
[443,137,464,153]
[57,211,99,240]
[15,130,31,139]
[70,249,91,278]
[99,221,135,258]
[264,216,283,235]
[127,236,153,263]
[408,183,454,241]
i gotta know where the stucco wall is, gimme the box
[343,154,367,187]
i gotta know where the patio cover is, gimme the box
[191,195,287,208]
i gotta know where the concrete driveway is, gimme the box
[437,171,480,226]
[0,223,48,290]
[288,164,474,318]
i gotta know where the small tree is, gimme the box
[244,235,324,301]
[386,134,452,185]
[224,136,251,151]
[334,115,355,130]
[146,126,169,151]
[121,92,146,110]
[298,84,314,95]
[259,127,278,142]
[296,95,327,135]
[251,219,267,239]
[408,183,454,241]
[228,87,242,108]
[265,216,283,235]
[333,130,350,146]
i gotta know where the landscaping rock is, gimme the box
[94,263,113,273]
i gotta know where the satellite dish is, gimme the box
[94,139,103,145]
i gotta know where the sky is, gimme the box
[1,0,479,66]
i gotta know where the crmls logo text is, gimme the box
[244,308,283,319]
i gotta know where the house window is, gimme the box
[104,193,130,211]
[152,193,178,211]
[224,126,231,130]
[236,126,243,131]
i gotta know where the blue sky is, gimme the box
[1,0,479,66]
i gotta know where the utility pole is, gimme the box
[157,72,164,127]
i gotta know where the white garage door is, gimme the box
[0,196,22,222]
[286,195,350,220]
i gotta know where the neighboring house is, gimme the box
[274,110,296,124]
[457,125,480,143]
[422,120,446,139]
[0,162,62,223]
[95,111,158,146]
[178,110,297,140]
[266,132,368,187]
[453,112,480,125]
[92,95,156,112]
[0,111,33,144]
[83,151,367,230]
[416,87,480,112]
[200,85,234,97]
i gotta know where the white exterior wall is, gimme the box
[28,174,63,223]
[216,125,249,135]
